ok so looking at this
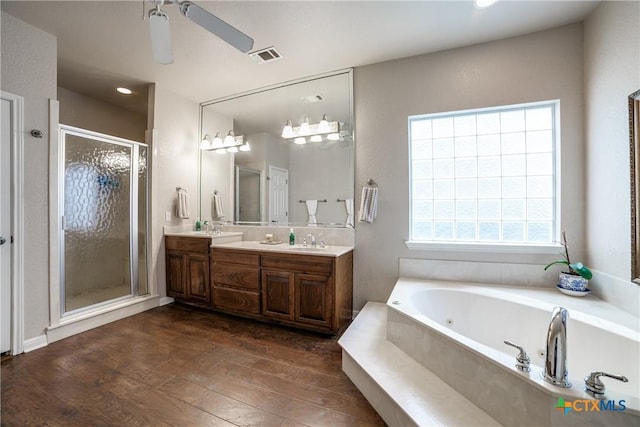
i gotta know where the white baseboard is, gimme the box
[23,334,48,353]
[159,296,175,306]
[46,295,160,343]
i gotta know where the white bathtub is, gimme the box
[387,278,640,426]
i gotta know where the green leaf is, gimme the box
[544,260,569,271]
[569,262,593,280]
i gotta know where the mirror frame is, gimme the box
[197,69,355,227]
[630,89,640,282]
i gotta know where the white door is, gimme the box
[269,166,288,225]
[1,99,11,354]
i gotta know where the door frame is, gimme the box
[1,91,25,355]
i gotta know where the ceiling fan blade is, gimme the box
[179,1,254,53]
[149,8,174,65]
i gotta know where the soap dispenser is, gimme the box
[289,228,295,245]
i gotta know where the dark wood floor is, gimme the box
[1,303,385,426]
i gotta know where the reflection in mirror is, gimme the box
[199,69,354,227]
[630,89,640,282]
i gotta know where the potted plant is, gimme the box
[544,231,592,291]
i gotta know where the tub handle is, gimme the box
[504,340,531,372]
[584,371,629,399]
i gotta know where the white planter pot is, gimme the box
[559,272,588,291]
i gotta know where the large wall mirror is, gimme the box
[630,89,640,282]
[199,69,354,227]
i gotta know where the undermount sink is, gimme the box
[286,244,327,251]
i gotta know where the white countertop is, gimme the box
[164,231,244,244]
[212,240,353,257]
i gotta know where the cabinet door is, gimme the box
[166,252,187,299]
[295,273,332,329]
[262,269,294,320]
[187,253,210,303]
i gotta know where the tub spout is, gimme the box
[542,306,572,388]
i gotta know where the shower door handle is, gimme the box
[0,237,6,245]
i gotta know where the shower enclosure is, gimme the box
[60,126,148,314]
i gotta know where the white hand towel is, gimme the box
[358,187,378,223]
[305,200,318,225]
[344,198,354,227]
[212,194,225,220]
[176,189,190,219]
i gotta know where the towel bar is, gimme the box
[299,199,327,203]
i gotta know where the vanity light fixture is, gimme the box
[239,142,251,152]
[201,131,248,152]
[200,134,213,149]
[294,137,307,145]
[224,130,236,145]
[327,133,340,141]
[281,114,341,142]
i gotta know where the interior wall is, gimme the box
[353,24,585,309]
[0,11,57,340]
[149,84,200,298]
[584,1,640,311]
[57,86,146,142]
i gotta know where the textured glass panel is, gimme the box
[527,153,553,175]
[434,200,454,218]
[455,136,476,157]
[137,145,148,295]
[412,159,433,179]
[527,176,553,198]
[433,138,454,158]
[478,156,500,177]
[477,112,500,135]
[478,199,501,220]
[413,180,433,199]
[477,134,500,155]
[528,222,552,242]
[501,110,525,133]
[64,134,131,311]
[502,199,525,220]
[411,139,432,160]
[456,222,477,240]
[479,222,500,240]
[434,221,454,239]
[526,107,552,131]
[413,200,433,219]
[434,180,454,199]
[503,222,525,241]
[433,117,454,138]
[454,115,476,136]
[456,200,476,219]
[527,199,553,220]
[478,178,500,198]
[433,159,454,178]
[502,177,526,198]
[413,221,433,240]
[502,154,526,177]
[456,179,477,198]
[526,130,553,153]
[455,157,477,178]
[411,119,432,140]
[501,132,525,154]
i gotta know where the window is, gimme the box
[409,101,558,246]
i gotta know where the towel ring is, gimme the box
[176,186,186,192]
[367,179,377,187]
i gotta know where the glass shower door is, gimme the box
[61,128,144,313]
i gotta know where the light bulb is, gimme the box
[282,120,294,138]
[212,132,223,147]
[227,146,238,153]
[200,134,211,149]
[310,135,322,142]
[299,118,311,136]
[327,133,340,141]
[224,131,235,145]
[318,114,330,133]
[294,137,306,145]
[215,148,227,154]
[239,143,251,152]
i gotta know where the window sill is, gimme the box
[405,240,562,255]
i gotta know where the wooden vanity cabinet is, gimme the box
[165,236,211,305]
[210,249,261,315]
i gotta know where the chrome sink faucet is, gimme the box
[306,233,317,247]
[542,306,571,388]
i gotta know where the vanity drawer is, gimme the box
[211,249,260,266]
[262,254,333,275]
[165,236,210,254]
[213,286,260,314]
[212,264,260,291]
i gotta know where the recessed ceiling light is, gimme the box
[475,0,498,8]
[116,87,132,95]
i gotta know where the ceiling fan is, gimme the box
[146,0,254,65]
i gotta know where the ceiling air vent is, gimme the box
[248,47,282,64]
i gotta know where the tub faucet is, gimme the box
[542,306,571,388]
